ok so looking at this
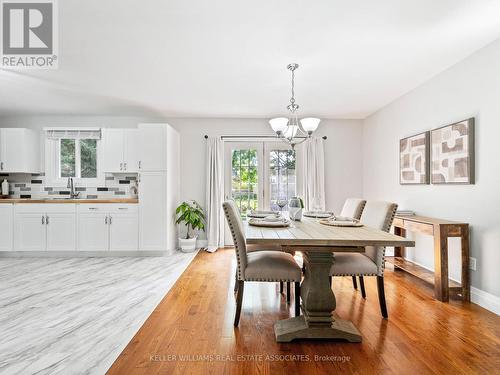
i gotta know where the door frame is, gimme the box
[222,139,301,245]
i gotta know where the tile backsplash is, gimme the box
[0,173,138,199]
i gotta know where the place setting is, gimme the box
[318,215,363,227]
[247,211,291,228]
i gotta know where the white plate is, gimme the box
[247,211,278,218]
[248,218,291,227]
[319,218,363,227]
[303,211,333,218]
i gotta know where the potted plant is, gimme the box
[175,200,206,252]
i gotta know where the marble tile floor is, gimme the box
[0,252,198,375]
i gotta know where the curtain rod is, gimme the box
[204,135,327,140]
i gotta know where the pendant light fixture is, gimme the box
[269,63,321,148]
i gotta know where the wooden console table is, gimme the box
[389,215,470,302]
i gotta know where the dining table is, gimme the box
[244,217,415,343]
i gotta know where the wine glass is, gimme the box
[276,198,288,214]
[312,197,323,213]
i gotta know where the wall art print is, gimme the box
[431,118,475,184]
[400,131,430,184]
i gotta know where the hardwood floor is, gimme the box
[108,249,500,375]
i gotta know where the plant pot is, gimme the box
[179,236,198,253]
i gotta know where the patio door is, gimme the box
[224,141,299,245]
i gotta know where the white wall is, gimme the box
[168,118,363,239]
[362,39,500,301]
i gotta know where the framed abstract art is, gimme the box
[431,118,475,184]
[400,131,430,184]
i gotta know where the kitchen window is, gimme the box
[45,128,103,186]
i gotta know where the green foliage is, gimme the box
[80,139,97,178]
[60,139,97,178]
[175,200,206,239]
[60,139,75,177]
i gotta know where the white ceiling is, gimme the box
[1,0,500,119]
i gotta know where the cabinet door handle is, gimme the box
[46,215,49,225]
[124,162,127,170]
[105,216,108,224]
[119,163,123,171]
[138,160,141,169]
[42,215,45,224]
[0,161,3,170]
[109,215,112,225]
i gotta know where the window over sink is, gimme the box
[45,128,103,186]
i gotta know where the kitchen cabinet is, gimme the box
[138,124,179,251]
[0,128,40,173]
[124,130,140,172]
[137,124,167,171]
[0,204,13,251]
[77,204,138,251]
[102,129,139,172]
[46,213,77,251]
[78,212,109,251]
[139,171,167,250]
[14,204,76,251]
[109,207,139,251]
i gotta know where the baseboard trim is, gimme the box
[471,287,500,315]
[0,250,173,257]
[398,257,499,315]
[197,240,208,248]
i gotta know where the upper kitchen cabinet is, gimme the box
[137,123,177,171]
[102,129,139,173]
[0,128,40,173]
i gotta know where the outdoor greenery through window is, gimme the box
[269,149,296,211]
[231,149,258,218]
[60,138,97,178]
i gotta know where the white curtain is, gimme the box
[205,137,225,252]
[299,137,326,211]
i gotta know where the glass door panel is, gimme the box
[265,143,297,211]
[231,149,259,217]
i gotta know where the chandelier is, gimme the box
[269,63,321,148]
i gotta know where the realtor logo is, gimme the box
[1,0,58,68]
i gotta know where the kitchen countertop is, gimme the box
[0,198,139,204]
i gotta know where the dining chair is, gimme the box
[339,198,367,291]
[329,200,398,318]
[223,201,302,326]
[340,198,366,220]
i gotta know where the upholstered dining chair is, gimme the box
[329,201,398,318]
[223,201,302,326]
[339,198,367,291]
[339,198,366,221]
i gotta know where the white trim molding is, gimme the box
[471,287,500,315]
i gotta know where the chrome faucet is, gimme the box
[67,178,80,199]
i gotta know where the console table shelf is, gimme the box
[386,257,463,294]
[392,215,470,302]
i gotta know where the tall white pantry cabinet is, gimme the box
[138,124,180,251]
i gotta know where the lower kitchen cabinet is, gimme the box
[109,209,139,251]
[46,213,77,251]
[5,203,138,252]
[15,212,47,251]
[14,204,76,251]
[78,212,109,251]
[77,204,138,251]
[0,204,13,251]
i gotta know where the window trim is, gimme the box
[45,137,104,187]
